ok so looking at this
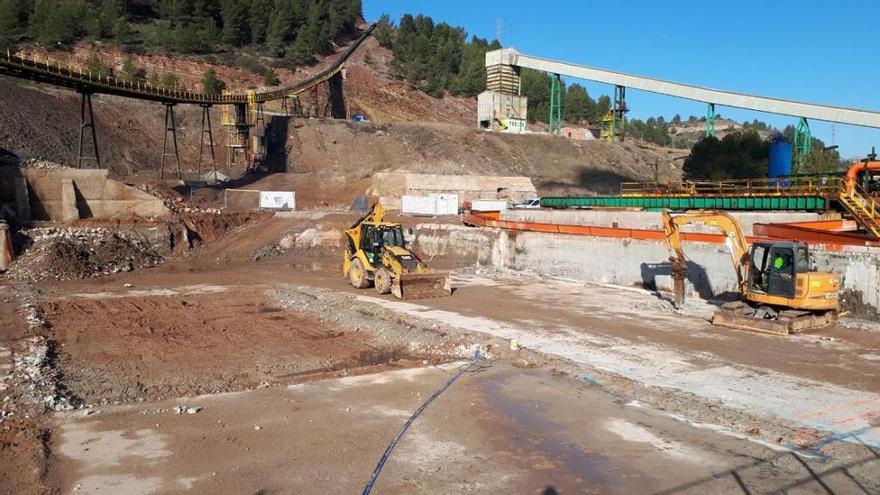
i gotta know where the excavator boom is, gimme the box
[661,210,749,308]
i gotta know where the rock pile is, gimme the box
[9,286,75,412]
[8,227,162,282]
[136,182,222,215]
[0,157,67,169]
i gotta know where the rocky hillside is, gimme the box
[668,118,774,147]
[1,28,680,201]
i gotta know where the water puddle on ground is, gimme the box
[478,373,629,493]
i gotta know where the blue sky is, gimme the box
[363,1,879,158]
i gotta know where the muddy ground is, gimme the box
[1,212,879,494]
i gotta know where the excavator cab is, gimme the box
[748,242,808,299]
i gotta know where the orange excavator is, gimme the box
[662,211,840,335]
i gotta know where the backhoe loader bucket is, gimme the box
[391,271,451,300]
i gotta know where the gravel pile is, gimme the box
[136,183,222,215]
[8,227,161,282]
[0,158,68,169]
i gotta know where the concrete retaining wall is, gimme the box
[412,223,880,313]
[0,168,169,222]
[371,173,537,210]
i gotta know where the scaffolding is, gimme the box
[220,90,257,170]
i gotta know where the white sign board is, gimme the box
[401,193,459,215]
[259,191,296,210]
[471,199,508,211]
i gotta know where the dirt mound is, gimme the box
[8,227,161,282]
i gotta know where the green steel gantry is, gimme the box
[549,73,563,135]
[705,103,716,137]
[793,117,812,170]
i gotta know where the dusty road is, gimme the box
[49,363,878,494]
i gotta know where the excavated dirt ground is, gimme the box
[0,211,876,494]
[4,22,877,495]
[43,288,441,406]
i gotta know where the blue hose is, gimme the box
[361,356,484,494]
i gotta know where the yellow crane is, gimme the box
[343,203,451,300]
[661,210,840,335]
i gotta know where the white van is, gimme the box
[513,198,541,209]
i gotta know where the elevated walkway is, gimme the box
[541,175,880,238]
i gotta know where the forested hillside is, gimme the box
[0,0,362,67]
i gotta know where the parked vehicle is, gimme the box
[513,198,541,209]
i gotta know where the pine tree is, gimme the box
[0,0,20,49]
[220,0,250,46]
[31,0,88,46]
[113,16,136,47]
[263,68,279,86]
[202,68,225,94]
[121,56,144,82]
[564,84,596,124]
[374,13,393,48]
[162,72,180,90]
[249,0,272,44]
[284,2,320,66]
[265,0,297,56]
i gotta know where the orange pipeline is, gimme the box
[845,160,880,194]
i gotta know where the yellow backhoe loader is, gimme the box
[343,203,451,300]
[662,210,840,335]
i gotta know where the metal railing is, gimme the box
[839,179,880,236]
[621,175,843,198]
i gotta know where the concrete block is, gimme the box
[0,168,170,221]
[60,179,79,222]
[372,173,536,210]
[0,222,12,272]
[414,223,880,313]
[13,174,30,221]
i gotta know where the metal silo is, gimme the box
[769,135,793,178]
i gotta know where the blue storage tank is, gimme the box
[769,136,792,178]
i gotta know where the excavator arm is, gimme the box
[661,210,750,308]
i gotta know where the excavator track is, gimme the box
[712,301,838,336]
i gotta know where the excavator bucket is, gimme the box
[391,271,452,300]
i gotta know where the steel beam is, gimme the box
[77,92,101,169]
[487,48,880,128]
[160,103,181,179]
[196,104,217,180]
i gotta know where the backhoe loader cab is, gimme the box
[343,203,451,300]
